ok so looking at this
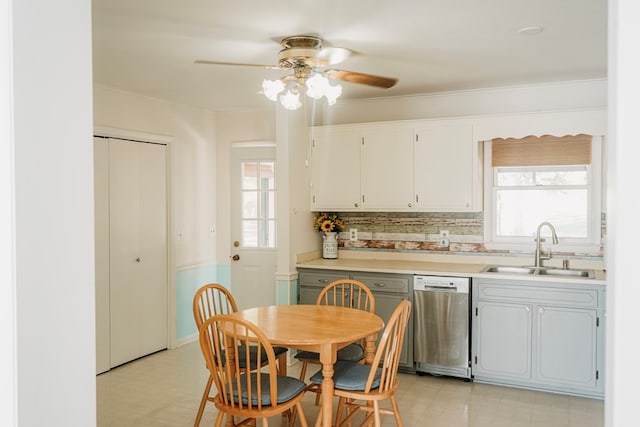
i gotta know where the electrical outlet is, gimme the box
[438,230,450,247]
[350,228,358,241]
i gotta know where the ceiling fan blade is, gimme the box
[194,60,287,71]
[325,69,398,89]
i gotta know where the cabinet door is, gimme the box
[361,126,414,209]
[310,126,361,210]
[299,287,323,305]
[473,301,532,380]
[414,122,480,211]
[535,306,598,390]
[374,293,413,369]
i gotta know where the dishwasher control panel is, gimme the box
[413,275,469,293]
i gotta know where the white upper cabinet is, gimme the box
[310,126,362,210]
[414,121,482,211]
[310,120,481,212]
[361,125,414,210]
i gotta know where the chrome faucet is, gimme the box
[534,222,559,267]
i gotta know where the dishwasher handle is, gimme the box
[415,285,458,292]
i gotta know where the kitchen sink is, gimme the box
[483,266,536,275]
[482,265,595,279]
[536,268,595,278]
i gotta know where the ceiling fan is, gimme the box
[195,35,398,110]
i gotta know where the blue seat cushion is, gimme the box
[309,360,382,391]
[227,373,307,406]
[225,345,287,369]
[295,343,364,363]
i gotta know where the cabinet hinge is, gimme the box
[312,138,316,148]
[475,307,478,316]
[362,194,365,203]
[596,317,599,327]
[415,194,419,203]
[415,134,419,142]
[361,136,365,145]
[474,355,477,365]
[596,370,599,380]
[312,195,315,203]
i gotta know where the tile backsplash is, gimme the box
[335,212,605,260]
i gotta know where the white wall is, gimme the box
[93,85,218,269]
[276,106,320,274]
[606,2,640,426]
[1,0,16,423]
[316,79,607,125]
[10,0,95,425]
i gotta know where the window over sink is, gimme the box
[483,134,603,253]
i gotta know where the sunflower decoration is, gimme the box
[313,212,345,233]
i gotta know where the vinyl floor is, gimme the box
[97,342,604,427]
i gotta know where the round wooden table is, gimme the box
[231,304,384,427]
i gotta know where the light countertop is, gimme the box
[296,257,607,286]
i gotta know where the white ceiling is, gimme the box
[92,0,607,111]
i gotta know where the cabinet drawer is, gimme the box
[299,271,348,288]
[352,274,409,294]
[476,282,598,309]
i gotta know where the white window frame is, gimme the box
[483,136,603,253]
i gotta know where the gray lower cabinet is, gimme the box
[298,269,414,371]
[472,278,604,397]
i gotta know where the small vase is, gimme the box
[322,232,338,259]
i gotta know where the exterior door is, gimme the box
[107,138,168,368]
[230,145,277,310]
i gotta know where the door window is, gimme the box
[240,161,276,248]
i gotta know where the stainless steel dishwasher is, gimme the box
[413,275,471,379]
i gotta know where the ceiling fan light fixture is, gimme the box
[279,89,302,110]
[324,83,343,105]
[305,73,330,99]
[262,79,285,101]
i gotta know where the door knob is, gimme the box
[135,257,141,263]
[232,254,240,261]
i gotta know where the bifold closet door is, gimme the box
[108,138,168,368]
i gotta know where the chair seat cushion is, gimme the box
[294,343,364,363]
[228,345,287,369]
[228,373,307,406]
[309,360,382,391]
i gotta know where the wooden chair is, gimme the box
[310,300,412,427]
[199,314,309,427]
[193,283,288,426]
[295,279,375,404]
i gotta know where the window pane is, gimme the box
[260,162,275,189]
[535,170,588,186]
[497,167,588,187]
[242,162,258,190]
[496,189,588,238]
[242,192,257,217]
[266,192,276,218]
[497,171,534,186]
[242,220,257,247]
[264,220,276,248]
